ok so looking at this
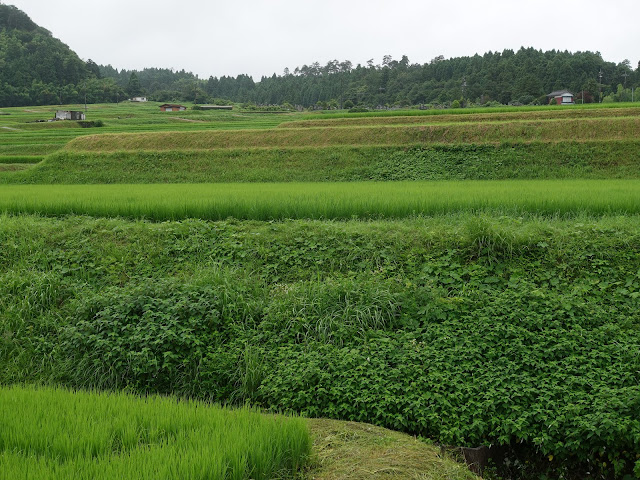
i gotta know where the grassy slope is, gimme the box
[1,141,639,184]
[308,418,475,480]
[281,106,640,128]
[58,117,640,151]
[1,214,638,478]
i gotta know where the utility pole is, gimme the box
[84,80,87,113]
[622,71,629,88]
[598,69,603,103]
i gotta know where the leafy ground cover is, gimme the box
[0,385,310,480]
[0,180,638,220]
[1,214,639,478]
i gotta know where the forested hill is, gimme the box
[0,4,125,107]
[105,49,639,108]
[1,4,638,108]
[195,50,638,108]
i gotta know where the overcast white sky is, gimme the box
[6,0,640,79]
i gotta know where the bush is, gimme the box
[76,120,104,128]
[59,271,263,395]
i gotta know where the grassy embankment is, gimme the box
[1,214,639,479]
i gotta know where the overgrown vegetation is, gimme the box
[1,214,639,478]
[3,141,640,184]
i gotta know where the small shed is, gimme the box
[548,90,575,105]
[55,110,85,120]
[159,104,187,112]
[130,96,148,102]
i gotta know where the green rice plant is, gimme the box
[0,180,638,220]
[0,385,311,480]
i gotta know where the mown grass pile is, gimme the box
[0,385,310,480]
[1,214,639,478]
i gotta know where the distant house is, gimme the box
[130,96,147,102]
[159,104,187,112]
[198,105,233,110]
[548,90,575,105]
[55,110,85,120]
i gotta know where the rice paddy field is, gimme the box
[1,101,640,479]
[1,179,639,220]
[0,385,310,480]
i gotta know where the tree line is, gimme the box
[104,49,640,108]
[1,4,639,108]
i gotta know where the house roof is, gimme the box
[159,104,186,108]
[548,90,573,97]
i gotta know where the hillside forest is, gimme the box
[0,5,640,109]
[1,3,639,108]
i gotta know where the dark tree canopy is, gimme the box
[0,4,125,107]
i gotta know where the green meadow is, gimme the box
[1,101,640,479]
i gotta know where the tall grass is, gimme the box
[63,117,640,151]
[282,106,640,128]
[0,385,310,480]
[0,179,638,220]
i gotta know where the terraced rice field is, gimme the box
[2,102,640,479]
